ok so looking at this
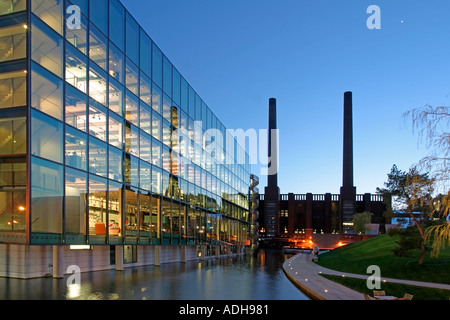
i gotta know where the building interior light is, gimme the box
[70,245,91,250]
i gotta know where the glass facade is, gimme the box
[0,0,252,247]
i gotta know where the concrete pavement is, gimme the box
[283,252,450,300]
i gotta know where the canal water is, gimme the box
[0,249,309,300]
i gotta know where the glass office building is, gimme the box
[0,0,252,276]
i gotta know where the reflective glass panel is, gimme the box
[108,77,124,116]
[65,5,88,54]
[125,12,139,65]
[108,146,122,182]
[89,0,107,35]
[108,111,123,149]
[0,24,26,62]
[65,167,87,235]
[31,156,63,234]
[31,63,63,120]
[31,16,63,77]
[109,41,124,83]
[88,174,107,236]
[89,23,107,71]
[0,110,26,155]
[89,64,107,105]
[31,109,63,163]
[140,31,151,77]
[109,0,124,51]
[65,44,88,93]
[0,70,26,109]
[65,84,87,131]
[89,136,107,177]
[65,125,87,171]
[32,0,63,35]
[88,100,107,141]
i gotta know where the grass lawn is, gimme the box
[320,274,450,300]
[317,234,450,285]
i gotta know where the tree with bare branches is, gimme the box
[403,105,449,258]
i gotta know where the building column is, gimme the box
[154,246,161,266]
[180,245,187,263]
[215,245,220,259]
[52,245,64,279]
[115,245,124,271]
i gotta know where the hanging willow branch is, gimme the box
[403,105,450,257]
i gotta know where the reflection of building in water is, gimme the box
[0,0,254,279]
[258,94,389,249]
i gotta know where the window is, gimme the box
[31,16,63,78]
[65,167,87,235]
[31,156,63,234]
[123,245,137,263]
[89,136,107,177]
[162,94,172,123]
[125,90,139,126]
[162,145,170,172]
[139,159,151,191]
[152,43,162,88]
[0,164,26,232]
[89,23,107,71]
[151,138,161,168]
[0,24,26,62]
[108,180,122,237]
[108,112,123,149]
[65,125,87,171]
[0,0,26,16]
[140,31,151,77]
[125,12,139,65]
[31,109,63,163]
[65,84,87,131]
[162,120,171,147]
[89,64,107,105]
[124,154,139,187]
[65,44,88,93]
[31,63,63,120]
[125,59,139,96]
[89,0,108,35]
[140,130,151,163]
[139,102,151,135]
[88,100,107,141]
[0,110,26,155]
[139,192,151,238]
[151,166,161,194]
[109,0,125,52]
[65,6,88,54]
[151,111,162,141]
[125,124,139,157]
[151,85,162,114]
[109,77,124,116]
[0,70,27,109]
[181,77,188,112]
[32,0,63,35]
[109,146,122,182]
[162,56,172,97]
[109,42,124,83]
[124,189,138,237]
[172,68,180,107]
[88,174,107,236]
[140,73,151,107]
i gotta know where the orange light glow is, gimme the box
[18,206,26,211]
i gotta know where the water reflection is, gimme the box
[0,249,309,300]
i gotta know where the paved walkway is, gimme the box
[283,252,450,300]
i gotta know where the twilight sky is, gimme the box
[122,0,450,195]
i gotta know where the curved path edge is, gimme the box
[283,253,450,300]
